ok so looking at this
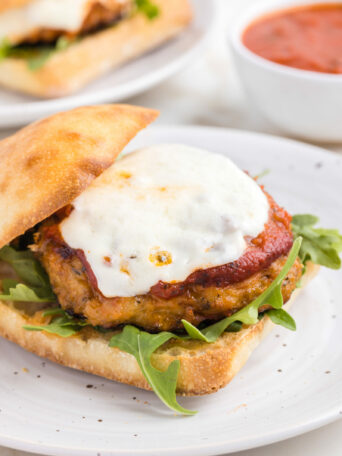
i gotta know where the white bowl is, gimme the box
[230,0,342,143]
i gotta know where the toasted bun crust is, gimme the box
[0,263,319,395]
[0,0,193,97]
[0,104,158,249]
[0,0,32,13]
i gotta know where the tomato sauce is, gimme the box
[243,3,342,74]
[150,192,293,298]
[39,191,293,300]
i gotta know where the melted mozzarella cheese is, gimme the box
[60,145,270,297]
[0,0,97,43]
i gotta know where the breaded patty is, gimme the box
[33,189,302,331]
[12,0,133,45]
[35,239,302,332]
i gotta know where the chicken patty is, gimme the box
[34,191,302,331]
[12,0,134,45]
[36,242,302,331]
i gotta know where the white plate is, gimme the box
[0,0,216,129]
[0,126,341,456]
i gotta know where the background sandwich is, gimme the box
[0,104,341,415]
[0,0,192,97]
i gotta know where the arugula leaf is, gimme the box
[109,325,196,415]
[0,36,74,71]
[0,39,11,60]
[42,308,66,317]
[292,214,342,269]
[254,168,270,180]
[226,321,243,332]
[23,307,89,337]
[292,214,318,228]
[0,245,55,302]
[55,36,72,51]
[23,323,80,337]
[267,308,296,331]
[0,245,51,289]
[0,40,53,70]
[181,237,302,343]
[27,49,53,71]
[135,0,159,19]
[27,36,74,71]
[0,281,53,302]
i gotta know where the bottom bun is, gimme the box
[0,263,318,396]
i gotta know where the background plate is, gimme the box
[0,0,216,128]
[0,126,341,456]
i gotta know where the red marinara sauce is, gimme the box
[242,3,342,74]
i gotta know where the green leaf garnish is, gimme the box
[0,36,74,71]
[0,245,51,289]
[135,0,160,19]
[23,307,89,337]
[109,325,196,415]
[254,168,270,179]
[12,212,340,416]
[0,281,52,302]
[181,237,302,343]
[0,245,55,302]
[42,307,66,317]
[292,214,342,269]
[55,36,72,51]
[23,323,80,337]
[0,39,11,60]
[27,49,53,71]
[267,308,296,331]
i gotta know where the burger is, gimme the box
[0,0,192,97]
[0,104,341,415]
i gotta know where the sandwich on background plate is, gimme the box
[0,0,192,97]
[0,104,341,415]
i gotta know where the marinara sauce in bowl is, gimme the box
[243,4,342,75]
[230,1,342,142]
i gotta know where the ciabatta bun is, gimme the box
[0,104,158,249]
[0,0,193,97]
[0,262,319,395]
[0,0,32,13]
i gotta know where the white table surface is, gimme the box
[0,0,341,455]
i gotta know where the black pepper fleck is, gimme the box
[86,384,93,389]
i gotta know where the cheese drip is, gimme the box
[61,145,270,297]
